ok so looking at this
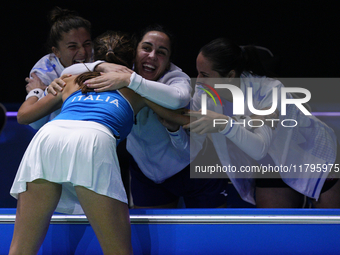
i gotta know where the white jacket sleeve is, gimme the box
[167,127,206,162]
[128,71,191,110]
[219,120,273,160]
[167,127,189,151]
[29,53,64,86]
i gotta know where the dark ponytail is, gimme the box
[200,38,272,77]
[242,45,270,76]
[93,30,135,69]
[76,71,101,93]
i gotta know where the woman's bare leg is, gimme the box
[9,179,62,255]
[74,186,133,255]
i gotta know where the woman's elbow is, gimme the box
[251,146,270,161]
[172,94,191,110]
[17,111,32,125]
[17,114,29,125]
[253,153,267,161]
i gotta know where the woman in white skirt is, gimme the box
[9,31,189,255]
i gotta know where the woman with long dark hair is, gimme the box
[185,37,340,208]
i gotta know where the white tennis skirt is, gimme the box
[10,120,127,214]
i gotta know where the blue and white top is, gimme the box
[28,53,65,129]
[53,90,134,145]
[29,53,65,86]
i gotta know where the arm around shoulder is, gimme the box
[128,71,191,109]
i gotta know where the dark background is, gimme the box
[1,0,339,107]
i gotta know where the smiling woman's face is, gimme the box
[134,31,171,81]
[52,27,92,68]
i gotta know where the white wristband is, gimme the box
[44,86,49,96]
[26,88,44,100]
